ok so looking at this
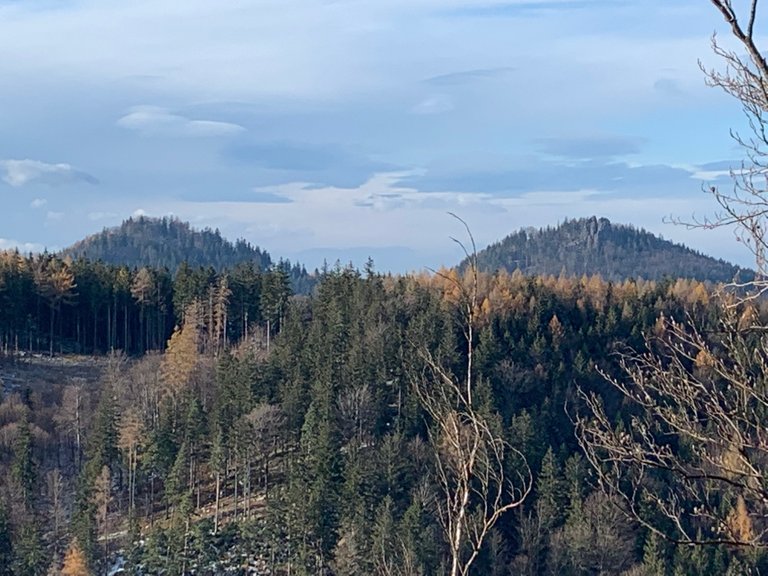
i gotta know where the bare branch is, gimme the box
[577,306,768,547]
[414,217,531,575]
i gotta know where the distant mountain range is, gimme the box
[62,216,315,293]
[463,216,749,283]
[62,215,748,286]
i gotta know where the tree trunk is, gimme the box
[214,470,221,534]
[123,304,128,353]
[93,308,98,353]
[49,305,54,357]
[233,464,238,523]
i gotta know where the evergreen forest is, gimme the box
[0,247,759,575]
[5,1,768,575]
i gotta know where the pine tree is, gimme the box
[210,273,231,354]
[298,380,343,565]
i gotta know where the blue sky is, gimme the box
[0,0,758,272]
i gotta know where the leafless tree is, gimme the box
[678,1,768,279]
[118,407,143,514]
[414,215,531,576]
[577,2,768,548]
[55,380,90,469]
[46,468,66,548]
[337,383,375,448]
[577,306,768,546]
[233,403,285,518]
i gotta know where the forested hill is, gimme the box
[62,216,315,293]
[467,216,748,282]
[64,216,271,270]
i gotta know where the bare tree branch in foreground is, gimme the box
[577,306,768,546]
[578,1,768,549]
[676,1,768,279]
[415,215,532,575]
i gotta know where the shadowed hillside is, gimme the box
[466,216,749,283]
[62,216,315,293]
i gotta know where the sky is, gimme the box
[0,0,761,272]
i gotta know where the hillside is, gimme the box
[467,216,749,283]
[0,264,752,574]
[62,216,315,293]
[64,216,272,270]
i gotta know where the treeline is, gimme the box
[1,263,758,574]
[0,251,292,357]
[469,216,748,283]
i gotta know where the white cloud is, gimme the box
[132,208,147,217]
[30,198,47,208]
[0,238,46,253]
[117,106,246,137]
[128,171,720,258]
[690,168,732,180]
[0,159,97,187]
[46,211,64,221]
[0,0,712,107]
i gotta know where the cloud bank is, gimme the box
[117,106,246,138]
[0,160,98,187]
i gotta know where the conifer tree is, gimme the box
[131,267,155,352]
[0,504,13,576]
[12,414,37,513]
[213,273,231,354]
[161,301,202,403]
[12,521,46,576]
[71,468,97,570]
[61,540,90,576]
[261,265,291,348]
[536,447,564,532]
[88,384,117,476]
[33,255,76,356]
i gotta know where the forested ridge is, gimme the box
[468,217,748,283]
[62,217,315,295]
[0,249,759,574]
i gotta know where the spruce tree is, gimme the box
[536,447,565,531]
[12,415,37,513]
[0,504,13,576]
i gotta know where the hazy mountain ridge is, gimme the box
[466,216,748,283]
